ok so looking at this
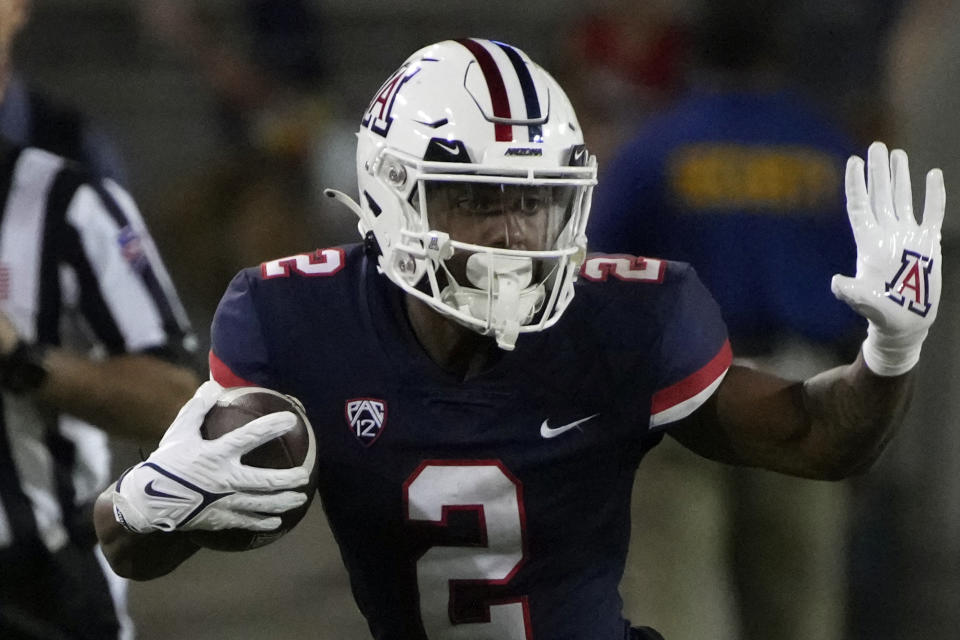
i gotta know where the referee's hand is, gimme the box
[0,311,21,356]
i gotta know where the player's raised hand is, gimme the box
[831,141,945,376]
[112,380,311,534]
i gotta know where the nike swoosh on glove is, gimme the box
[112,380,312,534]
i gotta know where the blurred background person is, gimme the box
[136,0,351,344]
[586,1,873,638]
[0,137,199,638]
[558,0,696,169]
[0,0,127,183]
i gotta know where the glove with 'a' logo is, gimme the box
[831,141,945,376]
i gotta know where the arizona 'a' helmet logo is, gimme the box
[361,63,419,138]
[886,249,934,317]
[345,398,387,447]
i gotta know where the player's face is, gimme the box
[424,182,573,251]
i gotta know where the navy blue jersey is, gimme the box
[209,245,730,640]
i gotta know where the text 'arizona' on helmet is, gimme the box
[325,38,597,350]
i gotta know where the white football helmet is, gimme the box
[326,39,597,350]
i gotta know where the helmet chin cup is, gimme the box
[441,253,545,351]
[465,254,533,289]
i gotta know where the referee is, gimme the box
[0,138,200,639]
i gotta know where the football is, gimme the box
[189,386,318,552]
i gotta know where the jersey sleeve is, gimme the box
[61,176,194,355]
[208,269,273,388]
[649,264,732,429]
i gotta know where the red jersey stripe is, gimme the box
[650,339,732,416]
[208,350,256,388]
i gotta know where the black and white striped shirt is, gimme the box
[0,142,194,553]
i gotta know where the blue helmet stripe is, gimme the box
[494,41,543,142]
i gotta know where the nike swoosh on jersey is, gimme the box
[540,413,599,439]
[144,479,191,501]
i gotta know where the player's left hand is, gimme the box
[831,141,945,376]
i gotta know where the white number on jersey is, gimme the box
[404,461,531,639]
[580,254,665,283]
[261,249,345,279]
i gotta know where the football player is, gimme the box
[94,39,944,640]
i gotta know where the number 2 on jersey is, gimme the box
[404,461,532,639]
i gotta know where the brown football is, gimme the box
[189,386,317,551]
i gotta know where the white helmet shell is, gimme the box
[328,39,597,349]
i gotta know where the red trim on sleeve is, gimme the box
[208,350,255,388]
[651,339,732,415]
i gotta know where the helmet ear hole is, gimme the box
[384,162,407,187]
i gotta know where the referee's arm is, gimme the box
[3,330,199,440]
[0,167,200,440]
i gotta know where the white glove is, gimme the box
[831,141,945,376]
[112,380,311,534]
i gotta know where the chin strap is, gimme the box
[323,188,374,237]
[440,254,545,350]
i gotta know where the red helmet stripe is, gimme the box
[456,38,513,142]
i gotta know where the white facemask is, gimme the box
[440,253,545,350]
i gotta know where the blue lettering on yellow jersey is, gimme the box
[588,89,861,348]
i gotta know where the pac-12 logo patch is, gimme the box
[345,398,387,447]
[886,249,934,317]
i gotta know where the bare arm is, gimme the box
[0,301,199,440]
[35,349,200,440]
[670,354,912,480]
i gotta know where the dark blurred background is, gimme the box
[12,0,960,638]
